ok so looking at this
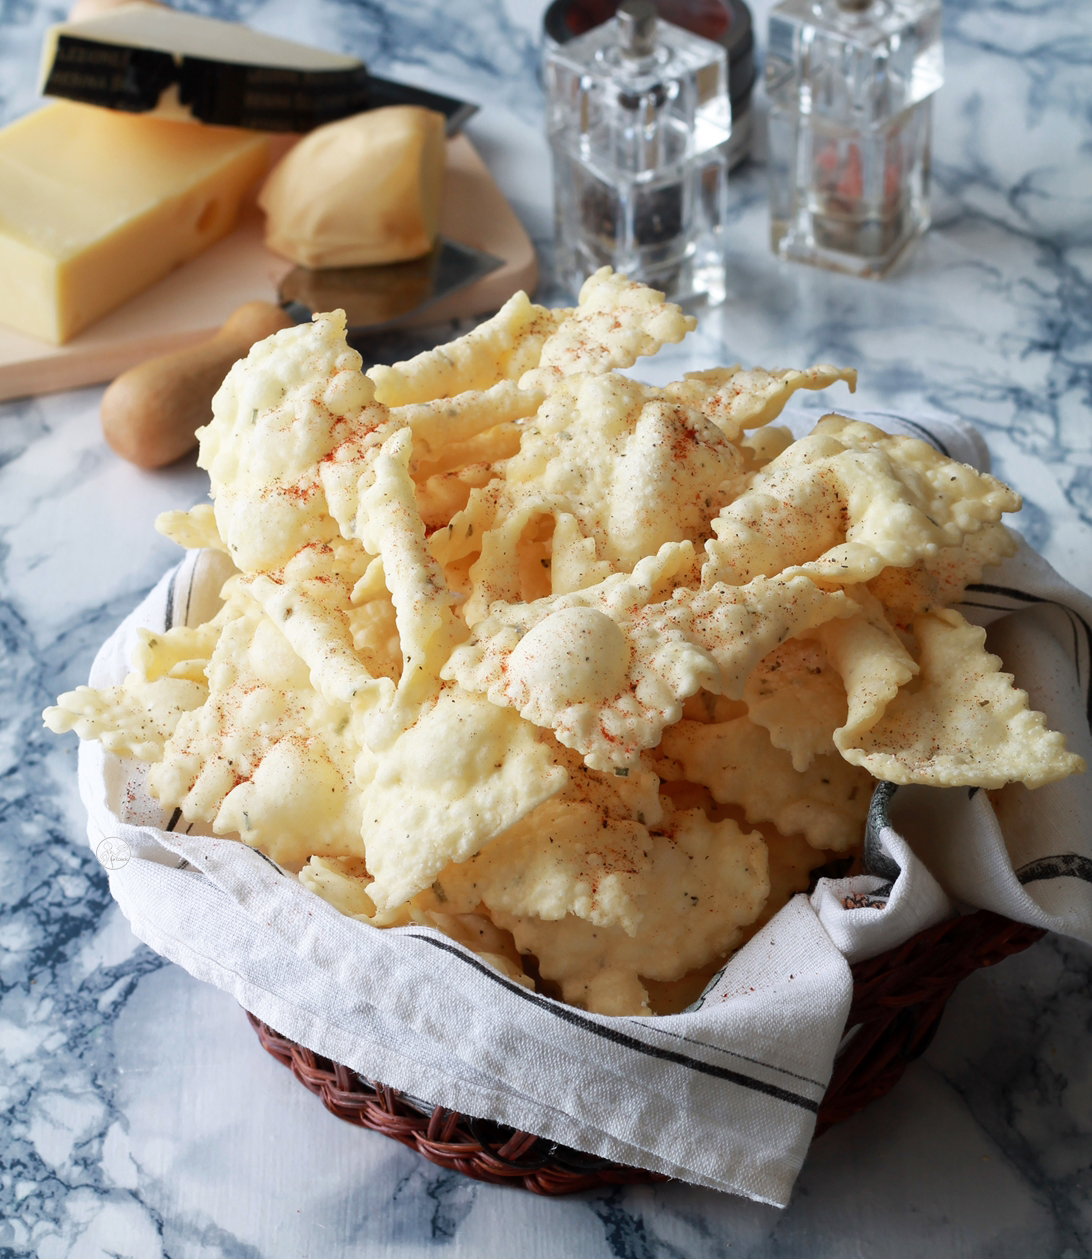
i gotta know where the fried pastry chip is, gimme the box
[740,424,794,473]
[414,463,498,533]
[354,427,469,738]
[502,371,742,570]
[298,855,411,926]
[418,748,663,934]
[520,267,695,390]
[455,496,568,626]
[359,685,569,911]
[409,408,525,532]
[490,809,769,1016]
[155,503,228,553]
[810,588,920,753]
[667,364,857,443]
[401,379,544,457]
[368,291,569,405]
[345,557,402,683]
[742,637,847,770]
[867,522,1019,625]
[44,576,243,758]
[244,539,391,712]
[703,415,1022,588]
[131,622,221,686]
[446,552,857,771]
[840,608,1086,789]
[44,676,207,762]
[657,716,873,852]
[144,596,364,866]
[548,510,618,595]
[426,798,652,935]
[198,312,386,573]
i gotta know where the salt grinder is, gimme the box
[545,0,732,303]
[766,0,943,277]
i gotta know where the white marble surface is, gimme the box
[2,0,1092,1254]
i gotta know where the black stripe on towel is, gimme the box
[633,1025,827,1090]
[164,565,179,632]
[1015,854,1092,886]
[406,933,820,1113]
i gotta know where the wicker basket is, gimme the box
[245,908,1043,1194]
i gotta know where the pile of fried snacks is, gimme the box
[46,269,1084,1016]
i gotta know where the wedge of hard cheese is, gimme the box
[0,102,269,345]
[259,107,446,268]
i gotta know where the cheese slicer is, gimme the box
[278,238,504,335]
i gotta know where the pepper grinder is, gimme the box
[545,0,732,303]
[766,0,943,278]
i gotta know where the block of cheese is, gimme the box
[39,3,368,132]
[0,101,269,345]
[258,107,446,269]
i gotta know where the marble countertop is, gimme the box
[2,0,1091,1254]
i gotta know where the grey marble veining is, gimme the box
[1,0,1091,1254]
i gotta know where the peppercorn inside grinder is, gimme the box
[766,0,944,278]
[544,0,732,304]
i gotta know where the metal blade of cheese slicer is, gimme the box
[364,77,479,136]
[278,238,504,335]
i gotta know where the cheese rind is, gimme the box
[0,102,269,344]
[258,107,445,269]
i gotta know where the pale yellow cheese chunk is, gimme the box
[259,107,445,269]
[0,101,268,344]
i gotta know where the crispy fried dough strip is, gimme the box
[867,522,1019,624]
[520,268,695,389]
[368,292,568,404]
[445,555,856,771]
[810,589,919,752]
[841,608,1085,789]
[657,717,872,851]
[667,364,857,443]
[198,312,383,573]
[401,380,544,457]
[490,810,769,1016]
[359,687,568,910]
[703,416,1021,588]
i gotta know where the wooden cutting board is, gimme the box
[0,133,537,403]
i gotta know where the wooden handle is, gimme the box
[100,301,294,469]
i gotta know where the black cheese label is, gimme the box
[43,36,176,114]
[43,34,371,132]
[177,59,372,131]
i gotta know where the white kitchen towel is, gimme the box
[73,411,1092,1207]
